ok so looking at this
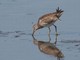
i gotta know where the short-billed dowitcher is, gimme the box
[32,7,64,42]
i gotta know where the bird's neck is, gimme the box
[37,23,43,29]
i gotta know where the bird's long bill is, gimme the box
[32,31,35,36]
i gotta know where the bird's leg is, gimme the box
[54,34,58,45]
[57,58,60,60]
[53,24,59,36]
[48,27,51,42]
[53,24,59,44]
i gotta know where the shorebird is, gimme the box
[32,7,64,42]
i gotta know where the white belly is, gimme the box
[39,18,58,27]
[46,22,54,27]
[41,22,54,27]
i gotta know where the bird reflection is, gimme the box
[32,36,64,60]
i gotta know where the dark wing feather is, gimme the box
[39,13,53,20]
[38,13,54,24]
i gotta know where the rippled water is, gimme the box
[0,0,80,60]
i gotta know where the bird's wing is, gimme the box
[39,13,53,20]
[38,13,54,24]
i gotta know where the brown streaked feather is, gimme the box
[38,25,44,29]
[38,13,57,26]
[39,13,54,20]
[35,23,44,30]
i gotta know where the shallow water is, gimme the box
[0,0,80,60]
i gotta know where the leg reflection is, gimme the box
[54,34,58,45]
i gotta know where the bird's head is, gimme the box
[55,7,64,20]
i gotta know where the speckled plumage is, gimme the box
[38,13,59,28]
[32,7,64,43]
